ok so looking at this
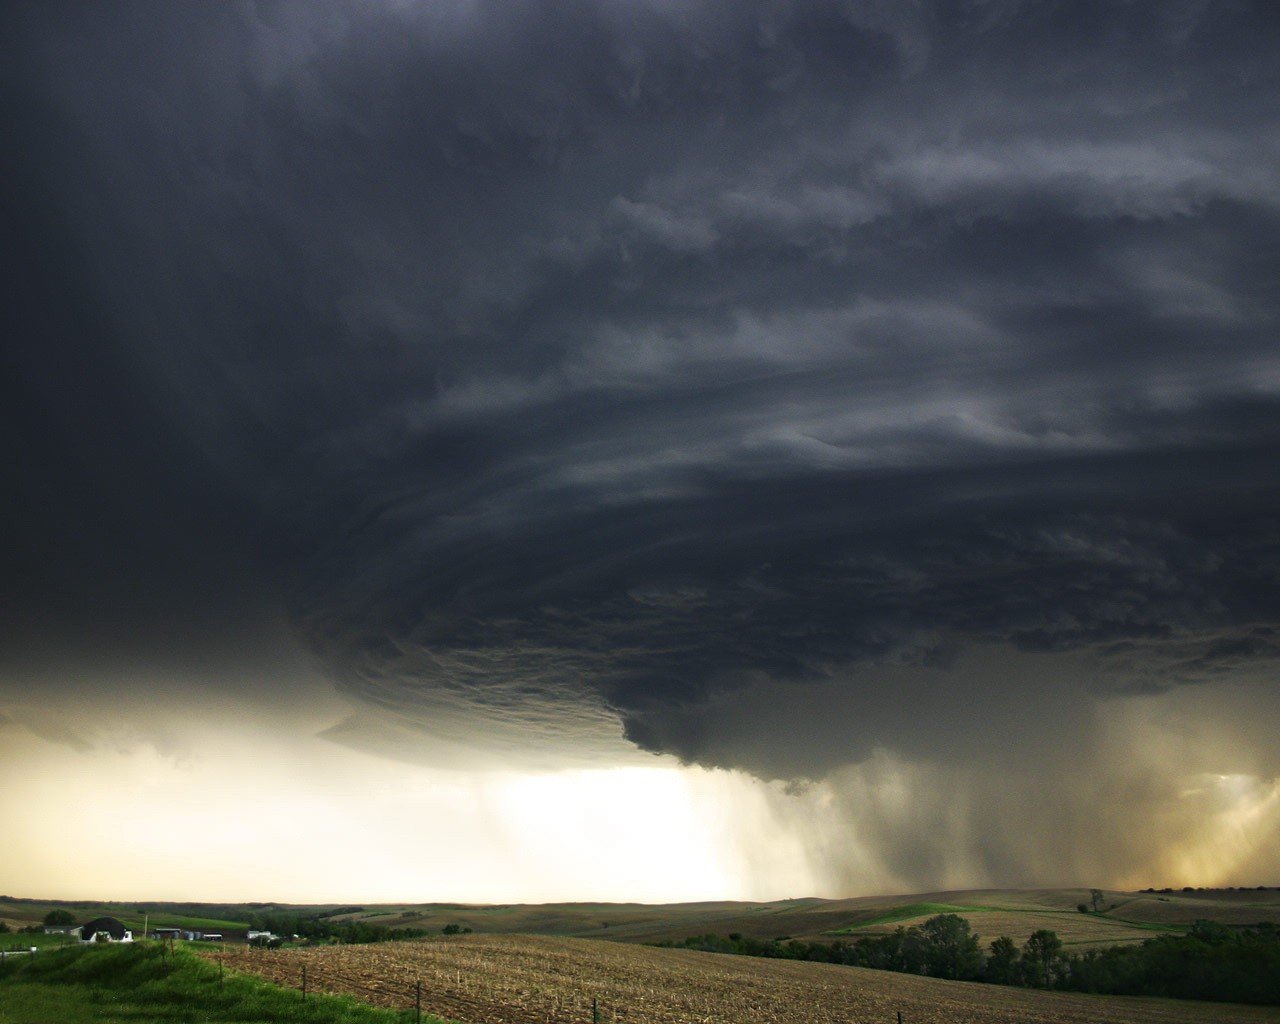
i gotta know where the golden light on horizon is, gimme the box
[3,674,1278,904]
[0,712,817,904]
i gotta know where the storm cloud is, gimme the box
[4,1,1279,887]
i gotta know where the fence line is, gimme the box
[213,948,592,1024]
[208,948,917,1024]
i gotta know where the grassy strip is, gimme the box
[119,913,250,932]
[0,933,79,951]
[835,902,1190,936]
[0,942,447,1024]
[836,902,1013,931]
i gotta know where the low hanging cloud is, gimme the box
[4,1,1280,888]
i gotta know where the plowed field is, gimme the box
[209,934,1280,1024]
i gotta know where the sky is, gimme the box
[2,0,1278,903]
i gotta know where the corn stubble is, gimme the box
[210,934,1278,1024]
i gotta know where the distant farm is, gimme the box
[4,888,1279,1023]
[5,886,1280,949]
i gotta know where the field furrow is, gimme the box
[208,934,1280,1024]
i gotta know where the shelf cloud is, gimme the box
[3,0,1279,893]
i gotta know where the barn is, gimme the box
[79,917,133,943]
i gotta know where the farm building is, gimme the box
[151,927,225,941]
[79,917,132,943]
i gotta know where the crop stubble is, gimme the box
[210,934,1280,1024]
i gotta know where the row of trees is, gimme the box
[658,915,1280,1005]
[245,911,432,945]
[244,911,471,945]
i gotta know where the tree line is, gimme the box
[656,915,1280,1005]
[245,911,432,945]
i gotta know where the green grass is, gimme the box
[0,943,449,1024]
[833,899,1193,935]
[121,914,248,932]
[835,902,1010,930]
[0,932,79,951]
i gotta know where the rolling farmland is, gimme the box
[311,887,1280,947]
[212,934,1280,1024]
[832,904,1177,948]
[8,888,1277,949]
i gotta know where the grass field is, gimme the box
[831,896,1187,947]
[215,934,1280,1024]
[0,942,445,1024]
[0,899,249,937]
[0,932,79,952]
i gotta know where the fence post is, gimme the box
[592,997,599,1024]
[302,965,307,1000]
[897,1012,903,1024]
[416,979,422,1024]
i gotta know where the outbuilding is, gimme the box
[79,917,133,943]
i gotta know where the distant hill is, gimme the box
[4,887,1277,948]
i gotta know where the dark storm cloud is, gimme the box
[4,1,1279,773]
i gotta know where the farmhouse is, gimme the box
[79,917,133,943]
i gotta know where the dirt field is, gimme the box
[211,934,1280,1024]
[1109,890,1280,926]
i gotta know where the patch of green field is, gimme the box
[0,899,248,936]
[832,898,1193,943]
[0,942,448,1024]
[836,902,1013,931]
[119,913,248,932]
[0,933,79,951]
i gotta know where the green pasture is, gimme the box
[0,942,447,1024]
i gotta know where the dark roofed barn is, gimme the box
[80,917,129,942]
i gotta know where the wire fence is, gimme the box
[212,949,640,1024]
[208,948,925,1024]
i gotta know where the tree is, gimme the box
[1090,889,1105,912]
[985,936,1021,985]
[1023,929,1064,987]
[898,926,928,974]
[43,909,75,927]
[918,914,983,979]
